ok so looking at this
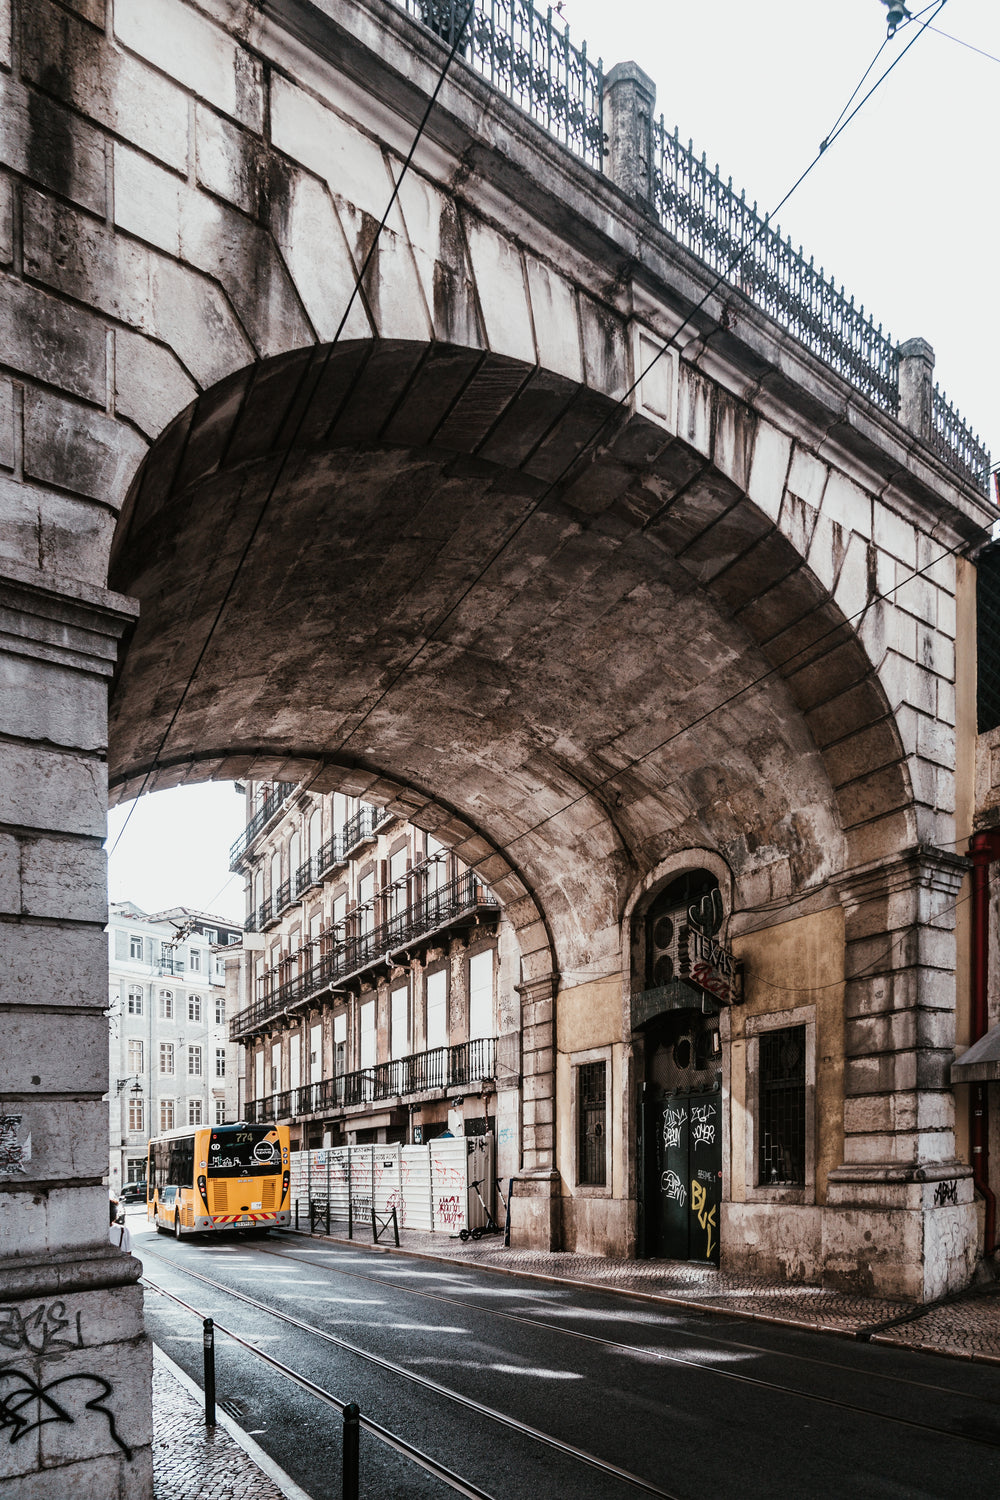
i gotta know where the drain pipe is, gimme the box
[969,830,1000,1257]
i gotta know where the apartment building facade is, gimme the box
[230,784,520,1184]
[107,903,244,1192]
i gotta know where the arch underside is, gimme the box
[108,341,912,972]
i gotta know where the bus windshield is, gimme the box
[207,1126,283,1177]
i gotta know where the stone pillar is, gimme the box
[898,337,935,442]
[0,566,154,1496]
[602,62,657,210]
[509,970,560,1249]
[825,847,977,1301]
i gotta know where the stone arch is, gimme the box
[108,338,913,973]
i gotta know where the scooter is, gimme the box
[458,1177,503,1240]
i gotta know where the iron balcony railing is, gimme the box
[399,0,989,493]
[399,0,604,169]
[246,1036,496,1122]
[229,783,296,869]
[230,872,498,1038]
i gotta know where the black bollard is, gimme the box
[203,1318,216,1428]
[342,1402,360,1499]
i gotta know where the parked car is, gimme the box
[119,1181,147,1204]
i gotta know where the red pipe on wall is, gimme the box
[969,830,1000,1257]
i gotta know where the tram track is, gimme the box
[141,1236,1000,1456]
[141,1243,681,1499]
[247,1238,1000,1415]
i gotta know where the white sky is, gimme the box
[106,0,999,922]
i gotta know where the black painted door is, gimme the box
[651,1086,721,1264]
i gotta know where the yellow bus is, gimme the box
[147,1122,291,1238]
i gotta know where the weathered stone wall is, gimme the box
[0,4,996,1489]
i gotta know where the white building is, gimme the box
[106,902,244,1192]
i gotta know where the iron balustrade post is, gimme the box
[342,1402,360,1500]
[203,1318,216,1427]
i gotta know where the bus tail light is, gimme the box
[198,1174,209,1210]
[280,1170,290,1205]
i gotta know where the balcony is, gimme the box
[229,782,296,870]
[230,871,498,1038]
[245,1036,496,1123]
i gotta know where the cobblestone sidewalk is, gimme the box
[152,1350,305,1499]
[299,1223,1000,1358]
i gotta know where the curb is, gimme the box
[153,1342,314,1500]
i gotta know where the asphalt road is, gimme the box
[132,1211,1000,1500]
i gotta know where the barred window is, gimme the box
[758,1026,806,1186]
[577,1061,606,1186]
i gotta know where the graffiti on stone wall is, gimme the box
[933,1179,959,1207]
[0,1115,29,1177]
[0,1370,132,1458]
[0,1302,83,1366]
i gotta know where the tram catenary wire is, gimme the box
[141,1240,1000,1454]
[141,1249,682,1499]
[142,1277,495,1500]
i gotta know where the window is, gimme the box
[127,986,143,1015]
[359,873,375,938]
[757,1026,806,1187]
[189,948,201,972]
[309,1023,323,1084]
[188,994,202,1023]
[228,933,239,944]
[333,1013,346,1079]
[290,1031,302,1092]
[215,996,226,1025]
[270,1041,280,1092]
[188,1046,202,1077]
[389,848,408,919]
[214,955,226,981]
[160,1098,175,1132]
[214,1099,227,1125]
[129,934,143,960]
[188,1098,203,1126]
[360,1000,376,1070]
[215,1048,226,1078]
[128,1097,144,1133]
[159,989,174,1020]
[203,929,217,946]
[578,1061,607,1186]
[426,968,447,1052]
[390,983,409,1060]
[160,1043,174,1075]
[468,950,494,1041]
[127,1039,143,1073]
[255,1048,265,1101]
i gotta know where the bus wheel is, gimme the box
[154,1213,167,1235]
[174,1214,182,1240]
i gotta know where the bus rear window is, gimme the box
[207,1127,282,1176]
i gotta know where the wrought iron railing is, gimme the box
[399,0,988,492]
[229,783,295,869]
[230,871,498,1037]
[342,805,378,852]
[652,123,899,410]
[931,384,991,494]
[246,1037,496,1121]
[399,0,604,168]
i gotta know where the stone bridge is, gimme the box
[0,0,994,1492]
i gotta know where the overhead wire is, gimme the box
[320,0,952,773]
[113,0,959,930]
[107,0,477,861]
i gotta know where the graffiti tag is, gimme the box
[662,1107,687,1151]
[0,1303,83,1368]
[0,1370,132,1457]
[660,1169,687,1206]
[691,1178,717,1260]
[933,1179,959,1207]
[691,1102,717,1149]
